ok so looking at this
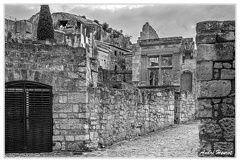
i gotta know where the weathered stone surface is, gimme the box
[196,34,216,44]
[68,92,87,103]
[196,20,235,158]
[75,135,85,141]
[68,72,78,79]
[197,43,234,61]
[198,109,212,118]
[217,32,235,42]
[140,22,159,40]
[222,98,233,103]
[53,142,62,150]
[221,69,235,79]
[213,69,220,80]
[198,80,231,98]
[72,104,79,112]
[53,135,64,141]
[59,113,67,118]
[199,122,222,139]
[59,95,67,103]
[214,62,222,69]
[215,42,234,61]
[196,21,235,34]
[222,63,232,69]
[66,136,74,141]
[222,21,235,31]
[221,103,235,117]
[196,61,213,80]
[53,104,72,113]
[219,118,235,140]
[199,142,212,152]
[212,99,221,104]
[196,44,216,61]
[197,99,212,109]
[214,142,234,156]
[196,21,222,34]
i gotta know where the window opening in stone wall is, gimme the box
[59,20,68,27]
[181,72,192,92]
[114,51,117,56]
[162,56,172,66]
[149,69,159,86]
[185,52,192,59]
[149,57,159,67]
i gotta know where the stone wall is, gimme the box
[86,87,175,148]
[5,18,86,48]
[5,42,89,152]
[196,21,235,157]
[179,92,196,123]
[139,22,159,40]
[5,19,37,42]
[98,68,132,88]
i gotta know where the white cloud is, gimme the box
[79,5,153,11]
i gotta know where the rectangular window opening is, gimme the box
[149,57,159,67]
[162,56,172,66]
[59,20,68,27]
[149,69,159,86]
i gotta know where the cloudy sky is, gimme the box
[5,4,235,43]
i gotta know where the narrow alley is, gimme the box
[82,120,200,157]
[6,120,200,158]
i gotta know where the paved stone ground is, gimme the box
[6,120,200,158]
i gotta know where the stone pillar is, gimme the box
[196,21,235,157]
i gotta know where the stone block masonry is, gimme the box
[5,42,179,152]
[5,42,89,152]
[86,87,175,149]
[196,20,235,157]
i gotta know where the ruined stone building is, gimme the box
[5,8,235,156]
[132,22,196,123]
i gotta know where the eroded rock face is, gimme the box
[221,69,235,80]
[219,118,235,141]
[139,22,159,40]
[196,61,213,80]
[198,80,231,98]
[199,121,222,139]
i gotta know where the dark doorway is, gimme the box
[5,81,53,153]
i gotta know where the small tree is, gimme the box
[37,5,54,40]
[102,22,109,31]
[94,19,99,24]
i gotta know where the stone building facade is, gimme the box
[196,20,235,157]
[132,22,197,124]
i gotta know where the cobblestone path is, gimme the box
[6,120,200,158]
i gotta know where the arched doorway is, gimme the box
[5,81,53,153]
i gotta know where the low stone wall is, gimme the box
[196,20,235,157]
[180,92,196,123]
[86,87,175,148]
